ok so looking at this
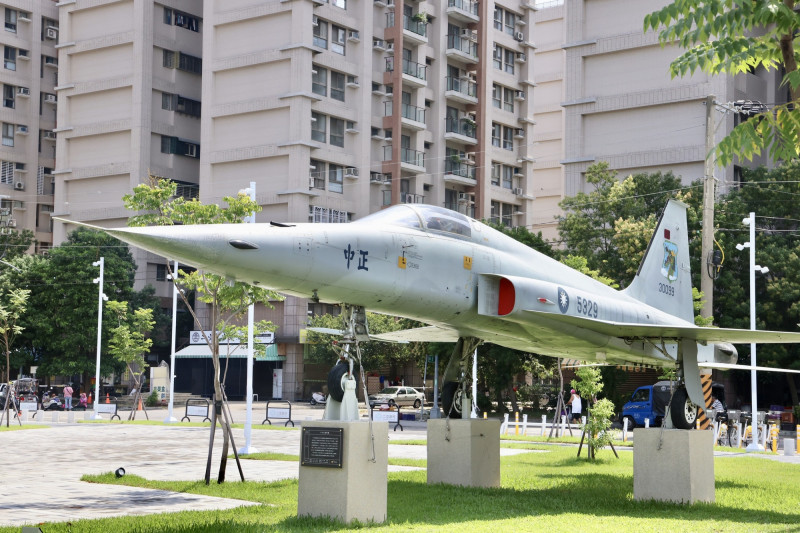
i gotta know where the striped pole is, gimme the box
[696,374,713,430]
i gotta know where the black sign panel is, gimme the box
[301,426,344,468]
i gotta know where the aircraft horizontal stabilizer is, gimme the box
[371,326,461,344]
[699,362,800,374]
[523,310,800,344]
[306,327,345,336]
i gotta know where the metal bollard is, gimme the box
[483,412,487,419]
[771,425,779,453]
[522,414,528,436]
[541,414,547,436]
[645,418,650,428]
[622,417,629,442]
[514,411,519,435]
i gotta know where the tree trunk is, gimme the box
[508,385,519,413]
[787,373,798,407]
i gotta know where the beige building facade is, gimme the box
[0,0,59,254]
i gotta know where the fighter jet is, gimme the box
[58,199,800,427]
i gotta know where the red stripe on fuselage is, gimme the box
[498,277,515,315]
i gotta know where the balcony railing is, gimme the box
[445,202,475,217]
[446,34,478,58]
[448,0,479,16]
[403,15,428,37]
[382,146,426,168]
[403,193,425,204]
[383,101,426,124]
[386,57,428,81]
[445,160,476,180]
[445,76,477,98]
[445,117,477,139]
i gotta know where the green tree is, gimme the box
[571,366,614,460]
[644,1,800,166]
[123,175,281,483]
[106,301,154,397]
[0,288,29,385]
[558,162,699,287]
[0,229,36,261]
[477,344,556,414]
[20,228,137,385]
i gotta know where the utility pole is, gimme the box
[700,95,716,320]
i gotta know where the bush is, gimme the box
[145,390,159,407]
[476,392,493,414]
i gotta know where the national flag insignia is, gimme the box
[558,287,569,314]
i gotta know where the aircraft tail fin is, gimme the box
[623,199,694,323]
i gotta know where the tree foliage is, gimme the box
[106,301,154,392]
[644,0,800,166]
[0,288,29,385]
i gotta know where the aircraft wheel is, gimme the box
[623,416,636,430]
[413,399,421,409]
[669,387,698,429]
[327,361,349,403]
[442,381,462,418]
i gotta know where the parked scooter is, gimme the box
[310,392,327,406]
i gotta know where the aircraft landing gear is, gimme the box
[440,337,482,418]
[668,340,703,429]
[323,305,369,422]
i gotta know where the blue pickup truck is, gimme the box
[620,381,725,428]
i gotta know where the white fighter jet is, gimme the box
[60,199,800,427]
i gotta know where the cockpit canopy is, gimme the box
[355,204,472,238]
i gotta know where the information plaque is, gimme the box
[301,426,344,468]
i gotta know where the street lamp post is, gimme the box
[736,212,769,452]
[91,257,108,420]
[164,260,179,423]
[238,181,258,455]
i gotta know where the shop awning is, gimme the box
[174,343,284,361]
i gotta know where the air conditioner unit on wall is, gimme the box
[15,125,28,134]
[513,187,523,195]
[45,27,58,40]
[44,94,57,103]
[43,131,56,140]
[16,87,29,96]
[344,167,359,178]
[14,182,24,191]
[514,31,524,41]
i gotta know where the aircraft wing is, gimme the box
[522,310,800,344]
[699,362,800,374]
[371,326,461,344]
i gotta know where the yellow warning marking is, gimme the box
[697,374,713,430]
[398,256,407,269]
[463,256,473,270]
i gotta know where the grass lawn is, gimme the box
[76,418,296,430]
[7,445,798,532]
[0,423,48,432]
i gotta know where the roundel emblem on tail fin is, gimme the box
[558,287,569,314]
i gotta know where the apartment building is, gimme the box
[0,0,59,254]
[561,0,784,200]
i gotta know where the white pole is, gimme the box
[165,260,179,423]
[91,257,105,420]
[239,182,258,454]
[745,212,764,451]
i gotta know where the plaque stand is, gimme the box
[427,418,500,488]
[633,428,714,503]
[298,420,388,524]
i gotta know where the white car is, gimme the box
[368,386,425,408]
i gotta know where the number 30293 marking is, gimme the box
[576,296,598,319]
[658,283,675,296]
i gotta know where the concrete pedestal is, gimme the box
[633,428,714,504]
[427,419,500,488]
[297,420,388,524]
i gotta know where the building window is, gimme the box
[4,46,16,71]
[492,45,502,70]
[162,92,176,110]
[311,206,349,223]
[2,123,13,147]
[502,125,514,150]
[0,161,13,184]
[5,8,17,33]
[160,136,200,158]
[504,49,515,74]
[177,52,202,74]
[493,7,517,35]
[493,8,503,31]
[491,123,501,148]
[155,264,167,282]
[313,19,328,49]
[3,85,13,108]
[312,66,327,96]
[502,165,514,189]
[504,10,516,35]
[330,118,345,147]
[331,0,346,9]
[331,25,346,55]
[176,96,201,117]
[310,159,326,189]
[491,162,501,186]
[492,84,502,109]
[173,10,200,32]
[311,112,326,143]
[163,49,175,68]
[503,87,514,112]
[163,7,172,24]
[328,164,344,193]
[330,71,345,101]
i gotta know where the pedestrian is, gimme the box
[568,389,582,423]
[63,384,74,410]
[710,393,723,412]
[79,392,88,408]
